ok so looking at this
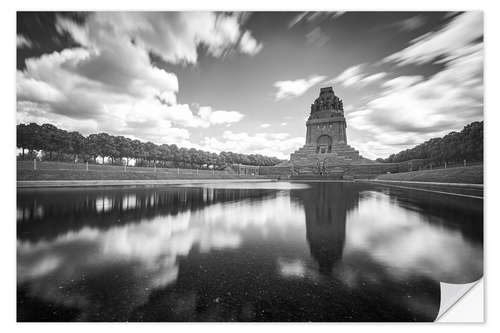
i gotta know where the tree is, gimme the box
[69,131,85,162]
[16,122,286,168]
[381,121,483,166]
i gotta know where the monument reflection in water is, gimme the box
[17,182,483,322]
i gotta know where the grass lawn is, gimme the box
[17,161,263,181]
[375,165,483,184]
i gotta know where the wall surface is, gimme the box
[259,162,417,178]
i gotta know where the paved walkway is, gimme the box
[359,179,483,199]
[17,179,275,188]
[360,179,483,189]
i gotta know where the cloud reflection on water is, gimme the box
[344,191,483,284]
[18,192,306,319]
[17,183,482,321]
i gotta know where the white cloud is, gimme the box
[273,75,326,100]
[345,191,482,283]
[388,15,428,32]
[238,31,263,55]
[340,13,484,159]
[197,106,244,126]
[57,12,262,65]
[17,13,248,147]
[17,34,33,48]
[280,122,288,126]
[360,72,387,85]
[381,75,423,90]
[260,123,270,128]
[202,131,304,159]
[18,193,306,316]
[17,72,64,103]
[348,42,483,158]
[278,259,306,278]
[288,11,345,28]
[333,65,364,87]
[305,27,330,47]
[288,12,308,28]
[332,65,387,88]
[384,12,483,65]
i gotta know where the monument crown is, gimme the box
[311,86,344,113]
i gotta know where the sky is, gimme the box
[16,11,483,160]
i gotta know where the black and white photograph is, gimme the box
[11,5,490,324]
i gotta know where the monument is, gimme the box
[289,87,371,177]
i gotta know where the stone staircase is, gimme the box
[290,144,366,165]
[289,144,373,178]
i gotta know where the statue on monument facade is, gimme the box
[309,87,344,113]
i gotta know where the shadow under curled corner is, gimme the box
[436,279,483,322]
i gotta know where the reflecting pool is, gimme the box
[17,182,483,321]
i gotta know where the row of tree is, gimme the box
[380,121,483,165]
[17,123,283,168]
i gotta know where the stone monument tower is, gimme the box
[289,87,369,174]
[305,86,347,151]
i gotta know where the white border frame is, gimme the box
[2,0,497,331]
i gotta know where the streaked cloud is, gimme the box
[385,15,428,32]
[57,12,262,65]
[384,11,483,65]
[381,75,423,90]
[333,65,364,87]
[288,11,345,28]
[348,12,483,158]
[17,34,33,48]
[16,12,483,160]
[332,65,386,88]
[360,72,387,85]
[274,75,326,100]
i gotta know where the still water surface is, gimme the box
[17,182,483,321]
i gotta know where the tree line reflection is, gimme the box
[17,187,278,242]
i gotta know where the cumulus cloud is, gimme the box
[197,107,244,126]
[384,11,483,65]
[260,123,270,128]
[348,14,483,159]
[17,34,33,48]
[201,131,304,159]
[238,31,263,55]
[273,75,326,100]
[17,12,251,146]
